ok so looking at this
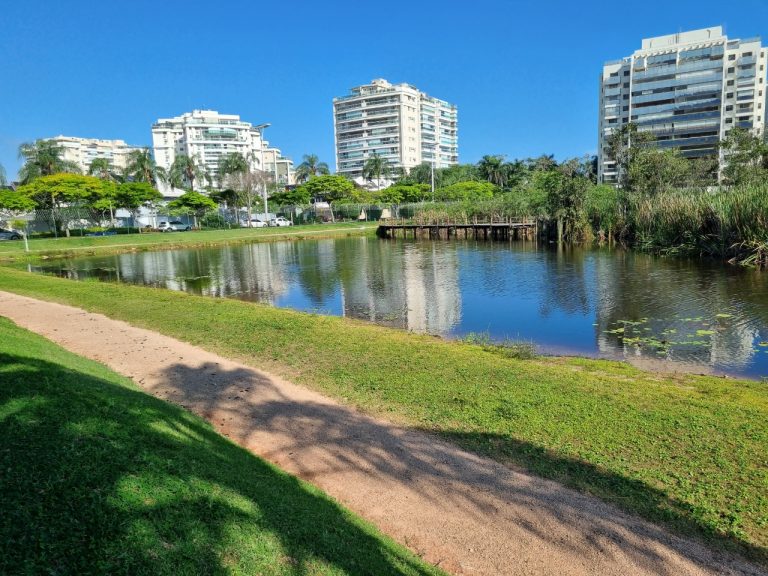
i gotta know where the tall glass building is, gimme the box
[333,79,458,181]
[598,27,767,183]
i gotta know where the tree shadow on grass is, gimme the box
[151,359,767,576]
[0,352,441,576]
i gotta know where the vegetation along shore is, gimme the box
[3,125,768,267]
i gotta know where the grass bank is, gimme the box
[0,315,443,575]
[0,222,377,263]
[0,269,766,565]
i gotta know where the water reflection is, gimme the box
[29,238,768,379]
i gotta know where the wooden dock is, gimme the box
[377,219,537,241]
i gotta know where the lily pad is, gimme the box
[696,329,715,336]
[715,313,733,319]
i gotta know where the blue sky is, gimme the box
[1,0,767,180]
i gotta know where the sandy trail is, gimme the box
[0,291,762,576]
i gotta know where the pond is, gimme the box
[27,236,768,379]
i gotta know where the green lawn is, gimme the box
[0,315,443,575]
[1,268,766,566]
[0,222,377,261]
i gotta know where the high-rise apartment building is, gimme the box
[333,79,458,180]
[151,109,294,189]
[598,27,767,183]
[46,135,143,174]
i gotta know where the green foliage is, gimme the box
[169,154,209,191]
[17,174,115,207]
[217,152,249,188]
[271,186,311,206]
[114,182,163,213]
[167,190,217,216]
[295,175,356,202]
[295,154,330,184]
[631,185,768,264]
[0,189,37,212]
[124,148,167,187]
[88,158,118,182]
[437,181,498,201]
[626,147,692,196]
[17,140,81,184]
[584,184,625,238]
[439,164,478,186]
[381,184,430,203]
[720,128,768,186]
[362,153,390,187]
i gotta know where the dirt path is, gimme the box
[0,291,762,576]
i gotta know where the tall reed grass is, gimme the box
[631,185,768,265]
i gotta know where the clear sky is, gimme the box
[1,0,767,180]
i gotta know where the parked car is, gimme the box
[246,218,267,228]
[269,216,293,227]
[0,228,22,240]
[157,221,191,232]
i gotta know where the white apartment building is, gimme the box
[598,26,767,183]
[333,79,458,179]
[46,135,143,174]
[151,109,295,190]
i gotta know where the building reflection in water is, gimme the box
[29,237,768,378]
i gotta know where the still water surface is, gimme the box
[29,237,768,379]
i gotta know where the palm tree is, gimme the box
[295,154,329,183]
[477,155,506,188]
[124,148,167,188]
[17,140,81,184]
[169,154,209,192]
[88,158,119,182]
[362,152,390,190]
[217,152,249,186]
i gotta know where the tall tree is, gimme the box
[169,154,209,191]
[124,148,167,188]
[218,152,249,185]
[405,163,435,186]
[477,155,507,187]
[227,169,272,224]
[720,127,768,186]
[167,190,217,228]
[362,152,390,190]
[88,158,119,182]
[17,140,81,184]
[295,154,330,183]
[114,182,163,232]
[16,174,114,236]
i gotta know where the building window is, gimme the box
[726,118,733,123]
[728,67,735,73]
[623,82,629,88]
[623,94,629,100]
[727,80,734,86]
[622,105,629,111]
[728,54,736,61]
[726,105,733,111]
[623,70,630,76]
[727,92,734,99]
